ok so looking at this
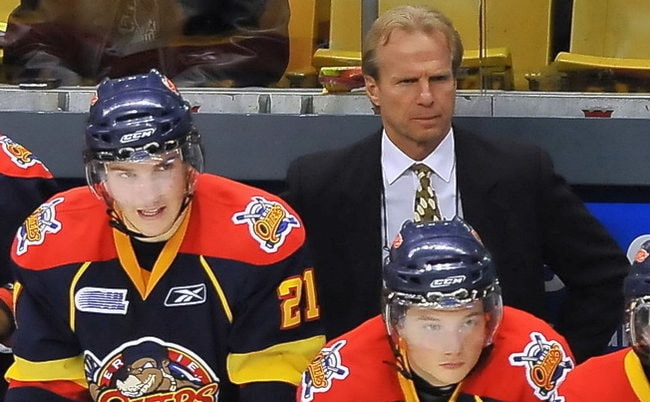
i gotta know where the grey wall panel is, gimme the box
[0,112,382,180]
[453,117,649,186]
[0,111,647,186]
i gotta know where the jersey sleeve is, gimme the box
[223,241,325,401]
[0,134,59,285]
[5,272,89,402]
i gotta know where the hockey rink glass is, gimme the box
[629,297,650,349]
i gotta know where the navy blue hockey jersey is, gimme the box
[6,173,325,402]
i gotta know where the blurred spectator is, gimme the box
[2,0,289,87]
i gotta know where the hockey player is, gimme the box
[0,133,59,398]
[558,240,650,401]
[5,69,325,402]
[298,218,575,402]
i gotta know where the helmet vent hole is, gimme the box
[398,274,421,285]
[430,257,462,266]
[100,134,113,143]
[161,122,172,133]
[116,112,150,122]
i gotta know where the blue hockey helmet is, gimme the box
[84,70,203,201]
[85,69,200,162]
[383,218,503,346]
[625,240,650,365]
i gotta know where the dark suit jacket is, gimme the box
[283,128,629,363]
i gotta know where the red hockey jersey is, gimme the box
[6,173,324,402]
[0,133,57,285]
[298,307,574,402]
[558,347,650,401]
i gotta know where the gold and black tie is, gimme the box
[412,163,442,222]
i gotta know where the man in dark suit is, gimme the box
[282,5,628,363]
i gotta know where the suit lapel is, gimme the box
[455,128,508,249]
[336,132,384,265]
[338,132,383,222]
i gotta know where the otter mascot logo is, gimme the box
[85,337,220,401]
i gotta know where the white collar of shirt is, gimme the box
[381,127,456,184]
[380,127,460,255]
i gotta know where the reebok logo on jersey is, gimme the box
[75,287,129,315]
[164,284,206,307]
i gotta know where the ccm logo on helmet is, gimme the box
[430,275,466,288]
[119,128,156,144]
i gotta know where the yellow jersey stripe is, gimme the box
[6,355,87,387]
[199,255,233,323]
[227,335,325,385]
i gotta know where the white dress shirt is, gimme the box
[380,128,463,258]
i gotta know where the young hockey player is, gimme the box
[5,69,324,402]
[298,218,574,401]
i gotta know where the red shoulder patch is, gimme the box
[0,135,52,179]
[12,187,117,271]
[182,174,306,265]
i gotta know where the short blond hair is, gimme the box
[362,5,463,80]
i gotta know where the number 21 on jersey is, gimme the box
[278,268,320,329]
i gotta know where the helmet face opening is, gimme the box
[385,297,499,387]
[85,140,203,203]
[385,284,503,348]
[86,148,195,238]
[627,297,650,364]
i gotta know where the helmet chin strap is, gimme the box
[107,194,193,242]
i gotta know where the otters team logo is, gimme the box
[509,332,574,402]
[16,197,64,255]
[232,196,300,253]
[84,337,220,402]
[300,340,349,401]
[0,135,48,169]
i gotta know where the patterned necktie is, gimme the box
[412,163,442,222]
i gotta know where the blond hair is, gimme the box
[362,5,464,80]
